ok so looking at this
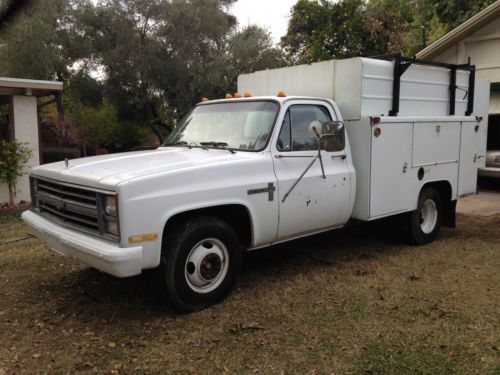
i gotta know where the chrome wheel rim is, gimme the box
[419,199,437,234]
[184,238,229,294]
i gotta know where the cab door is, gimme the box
[272,101,351,241]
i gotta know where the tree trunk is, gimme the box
[7,182,14,206]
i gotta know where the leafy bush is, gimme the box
[42,148,80,164]
[0,139,32,205]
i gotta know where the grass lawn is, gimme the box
[0,212,499,374]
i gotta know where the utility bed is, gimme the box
[239,55,490,221]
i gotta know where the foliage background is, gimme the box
[0,0,495,154]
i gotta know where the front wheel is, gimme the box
[406,187,443,245]
[160,216,242,312]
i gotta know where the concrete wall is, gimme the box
[0,95,39,204]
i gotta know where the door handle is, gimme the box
[331,155,346,160]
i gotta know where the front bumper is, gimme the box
[22,210,143,277]
[478,166,500,178]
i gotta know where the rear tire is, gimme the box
[406,187,443,245]
[160,216,242,312]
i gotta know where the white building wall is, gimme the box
[0,95,39,204]
[431,17,500,116]
[432,18,500,84]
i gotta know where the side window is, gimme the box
[277,105,332,151]
[277,111,291,151]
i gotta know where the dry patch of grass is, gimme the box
[0,212,499,374]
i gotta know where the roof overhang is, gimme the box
[0,77,63,97]
[416,0,500,60]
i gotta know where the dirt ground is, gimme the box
[0,212,499,374]
[457,183,500,217]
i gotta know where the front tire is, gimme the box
[406,187,443,245]
[160,216,242,312]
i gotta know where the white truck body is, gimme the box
[22,56,490,310]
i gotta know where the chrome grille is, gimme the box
[31,177,119,241]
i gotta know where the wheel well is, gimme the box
[164,205,253,247]
[422,180,452,203]
[421,180,455,228]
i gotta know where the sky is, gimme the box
[230,0,298,44]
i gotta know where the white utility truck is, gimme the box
[22,55,489,311]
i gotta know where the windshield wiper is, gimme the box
[166,141,190,148]
[200,141,235,154]
[166,141,206,149]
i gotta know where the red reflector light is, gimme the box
[371,116,381,125]
[374,127,381,137]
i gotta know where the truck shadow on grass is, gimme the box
[32,216,430,316]
[44,211,495,321]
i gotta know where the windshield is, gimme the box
[164,101,279,151]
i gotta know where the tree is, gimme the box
[0,140,32,205]
[70,0,283,144]
[365,0,413,55]
[405,0,497,55]
[0,0,69,80]
[281,0,410,63]
[0,0,285,151]
[282,0,496,62]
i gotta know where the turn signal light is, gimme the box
[129,233,158,243]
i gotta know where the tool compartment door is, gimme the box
[370,122,412,218]
[458,121,480,196]
[412,122,461,167]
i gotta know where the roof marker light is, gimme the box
[243,91,252,97]
[225,93,233,99]
[277,91,286,97]
[201,97,209,102]
[234,92,241,98]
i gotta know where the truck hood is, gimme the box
[31,147,259,190]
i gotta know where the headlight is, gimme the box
[105,195,117,216]
[102,194,119,238]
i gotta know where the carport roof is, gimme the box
[0,77,63,96]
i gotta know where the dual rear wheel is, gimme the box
[406,186,443,245]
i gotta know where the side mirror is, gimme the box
[321,121,345,152]
[322,121,344,137]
